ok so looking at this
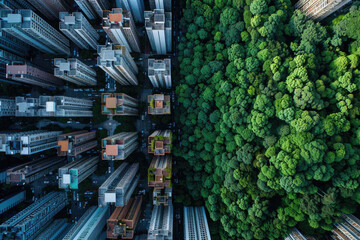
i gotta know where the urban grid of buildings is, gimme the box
[101,93,139,116]
[57,130,97,157]
[102,132,138,160]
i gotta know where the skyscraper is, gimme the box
[148,130,172,155]
[0,0,36,11]
[148,205,173,240]
[58,156,99,189]
[57,130,97,157]
[102,132,138,160]
[330,214,360,239]
[54,58,97,86]
[98,162,140,207]
[295,0,351,21]
[0,130,61,155]
[16,96,93,117]
[148,59,171,88]
[116,0,144,23]
[59,12,100,50]
[153,187,172,206]
[184,206,211,240]
[97,44,138,85]
[0,98,15,116]
[27,0,70,20]
[35,219,72,240]
[0,9,70,55]
[102,8,141,53]
[0,30,30,57]
[101,93,138,116]
[6,156,65,184]
[0,191,25,214]
[6,64,63,88]
[149,0,171,11]
[148,155,172,189]
[148,94,171,115]
[107,196,143,239]
[0,192,68,240]
[285,228,308,239]
[145,9,172,54]
[75,0,110,19]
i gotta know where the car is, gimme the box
[79,202,81,207]
[76,194,79,201]
[141,115,145,120]
[44,181,49,184]
[67,121,72,124]
[98,127,103,130]
[69,209,72,214]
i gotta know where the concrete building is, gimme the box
[148,205,173,240]
[75,0,110,19]
[59,12,100,50]
[101,93,138,116]
[0,191,25,214]
[6,156,65,184]
[57,130,97,157]
[6,64,63,88]
[330,214,360,239]
[98,162,140,207]
[285,228,308,240]
[102,8,140,53]
[0,50,25,85]
[0,130,61,155]
[149,0,171,11]
[148,94,171,115]
[153,187,172,206]
[63,206,110,240]
[28,0,70,20]
[148,155,172,189]
[295,0,352,21]
[148,59,171,88]
[15,96,93,117]
[102,132,138,160]
[0,0,36,11]
[184,206,211,240]
[148,130,172,155]
[58,156,99,189]
[0,30,30,57]
[0,9,70,55]
[145,9,172,54]
[97,44,138,85]
[0,192,68,240]
[35,219,72,240]
[107,196,143,239]
[116,0,144,23]
[0,98,15,116]
[54,58,97,86]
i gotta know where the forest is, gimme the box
[173,0,360,238]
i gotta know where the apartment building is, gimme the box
[59,12,100,50]
[101,93,138,116]
[285,228,308,240]
[148,59,171,88]
[116,0,144,23]
[0,98,15,116]
[35,219,72,240]
[6,64,63,88]
[97,44,138,85]
[6,156,65,184]
[107,196,143,239]
[0,191,25,214]
[148,205,173,240]
[103,8,140,53]
[148,155,172,189]
[54,58,97,86]
[149,0,171,11]
[0,130,61,155]
[75,0,110,19]
[57,130,97,157]
[184,206,211,240]
[0,0,35,11]
[330,214,360,239]
[0,9,70,55]
[98,162,139,207]
[153,187,172,206]
[148,130,172,155]
[0,30,30,57]
[148,94,171,115]
[0,192,68,240]
[28,0,70,20]
[58,156,99,189]
[102,132,138,160]
[145,9,172,54]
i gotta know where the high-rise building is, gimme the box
[0,30,30,57]
[149,0,171,11]
[6,64,63,88]
[102,132,138,160]
[107,196,143,239]
[57,130,97,157]
[54,58,97,86]
[148,130,172,155]
[97,44,138,85]
[330,214,360,239]
[0,191,25,214]
[153,187,172,206]
[184,206,211,240]
[75,0,110,19]
[0,98,15,116]
[63,206,110,240]
[0,50,25,85]
[101,93,138,116]
[148,155,172,189]
[35,219,72,240]
[59,12,100,50]
[15,96,93,117]
[145,9,172,54]
[148,59,171,88]
[98,162,140,207]
[0,9,70,55]
[0,0,36,11]
[295,0,351,21]
[148,94,171,115]
[285,228,308,240]
[58,156,99,189]
[0,130,61,155]
[148,205,173,240]
[6,156,65,184]
[102,8,141,53]
[28,0,70,20]
[116,0,144,23]
[0,192,68,240]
